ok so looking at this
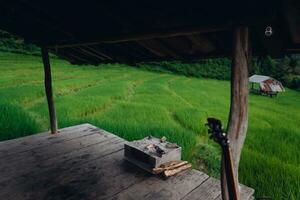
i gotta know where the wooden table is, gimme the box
[0,124,254,200]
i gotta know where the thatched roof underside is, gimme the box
[0,0,300,64]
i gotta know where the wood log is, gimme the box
[222,26,249,200]
[152,161,188,174]
[161,160,185,168]
[163,163,192,177]
[41,47,58,134]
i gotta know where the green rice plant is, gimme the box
[194,143,221,178]
[173,108,206,135]
[0,52,299,199]
[240,148,300,200]
[0,103,41,140]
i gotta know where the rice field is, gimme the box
[0,52,299,199]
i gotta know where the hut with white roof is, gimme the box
[249,75,284,97]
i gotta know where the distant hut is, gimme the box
[249,75,284,97]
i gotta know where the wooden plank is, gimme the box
[0,135,121,183]
[73,151,149,200]
[41,47,58,134]
[182,177,221,200]
[0,131,119,181]
[240,184,255,200]
[0,129,116,166]
[0,124,255,200]
[214,186,254,200]
[0,139,126,200]
[0,149,149,200]
[214,194,222,200]
[0,124,92,157]
[183,178,254,200]
[0,124,89,146]
[110,169,209,200]
[0,124,98,158]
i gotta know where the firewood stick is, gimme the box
[163,163,192,177]
[161,160,183,168]
[164,161,188,170]
[152,168,164,174]
[152,161,188,174]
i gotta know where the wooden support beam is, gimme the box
[60,49,91,64]
[78,47,105,61]
[160,37,194,54]
[221,26,249,200]
[186,34,215,53]
[138,39,179,58]
[84,46,113,60]
[49,26,229,48]
[137,40,167,57]
[284,0,300,44]
[71,47,102,63]
[41,47,58,134]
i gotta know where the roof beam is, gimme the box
[77,47,105,61]
[141,39,179,58]
[137,40,167,57]
[59,50,91,64]
[187,35,215,53]
[49,26,230,48]
[83,46,113,60]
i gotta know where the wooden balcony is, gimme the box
[0,124,254,200]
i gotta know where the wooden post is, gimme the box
[221,26,249,200]
[41,47,58,134]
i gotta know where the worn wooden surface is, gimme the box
[0,124,254,200]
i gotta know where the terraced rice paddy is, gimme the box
[0,52,299,199]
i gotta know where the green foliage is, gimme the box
[240,148,300,200]
[0,30,41,55]
[0,52,300,199]
[253,56,300,90]
[290,75,300,90]
[194,143,221,178]
[174,108,206,134]
[139,55,300,91]
[138,58,231,80]
[2,27,300,90]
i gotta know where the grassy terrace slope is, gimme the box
[0,52,299,199]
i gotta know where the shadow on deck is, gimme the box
[0,124,254,200]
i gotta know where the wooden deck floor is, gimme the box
[0,124,254,200]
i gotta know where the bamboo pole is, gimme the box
[41,47,58,134]
[221,26,249,200]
